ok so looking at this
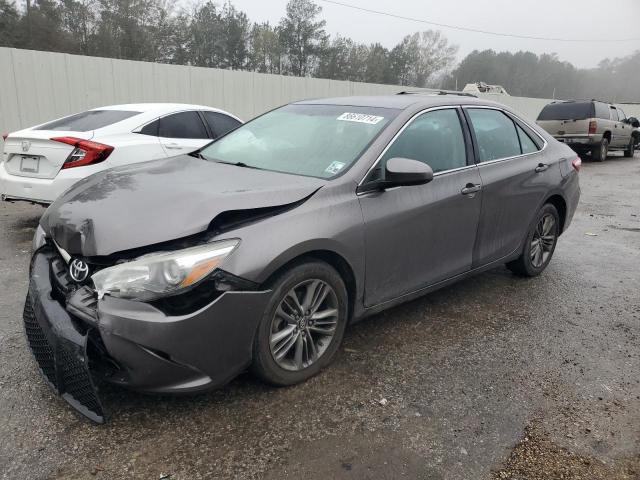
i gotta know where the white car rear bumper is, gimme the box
[0,162,102,204]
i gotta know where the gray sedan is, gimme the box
[26,93,580,422]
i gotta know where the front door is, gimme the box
[358,107,483,307]
[157,111,212,156]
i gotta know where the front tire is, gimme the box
[507,204,560,277]
[592,138,608,162]
[251,260,348,386]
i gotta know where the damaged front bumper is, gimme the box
[24,247,271,423]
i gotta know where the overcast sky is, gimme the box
[229,0,639,68]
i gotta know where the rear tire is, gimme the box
[507,204,560,277]
[251,260,348,386]
[592,138,608,162]
[624,137,635,158]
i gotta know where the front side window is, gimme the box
[200,104,398,179]
[373,109,467,179]
[467,109,521,162]
[158,111,208,139]
[617,108,626,122]
[35,110,140,131]
[609,107,619,121]
[203,111,242,138]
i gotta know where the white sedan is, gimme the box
[0,103,242,205]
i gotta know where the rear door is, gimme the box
[156,111,212,155]
[465,107,556,267]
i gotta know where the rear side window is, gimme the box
[467,109,521,162]
[35,110,140,131]
[516,124,539,154]
[537,102,594,121]
[139,120,159,136]
[609,107,619,121]
[203,111,241,138]
[617,108,626,121]
[594,102,610,120]
[158,111,208,139]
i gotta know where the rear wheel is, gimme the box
[251,260,348,386]
[624,137,635,158]
[592,137,608,162]
[507,204,560,277]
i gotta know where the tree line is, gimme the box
[0,0,638,101]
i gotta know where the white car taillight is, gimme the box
[571,156,582,172]
[51,137,114,169]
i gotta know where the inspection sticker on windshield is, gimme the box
[325,161,346,175]
[337,112,384,125]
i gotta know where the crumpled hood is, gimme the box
[41,156,325,257]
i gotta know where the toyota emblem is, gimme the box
[69,258,90,282]
[21,140,30,152]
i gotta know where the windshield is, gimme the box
[200,104,399,179]
[537,102,594,121]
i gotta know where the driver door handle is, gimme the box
[165,142,182,150]
[535,163,549,173]
[461,183,481,195]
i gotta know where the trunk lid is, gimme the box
[2,130,94,179]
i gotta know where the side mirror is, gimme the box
[628,117,639,128]
[384,157,433,187]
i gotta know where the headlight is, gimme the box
[32,224,47,251]
[91,239,239,301]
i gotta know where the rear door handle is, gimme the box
[461,183,481,195]
[535,163,549,173]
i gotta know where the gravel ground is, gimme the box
[0,153,639,480]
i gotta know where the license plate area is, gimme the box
[20,155,40,173]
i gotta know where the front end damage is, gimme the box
[24,244,271,423]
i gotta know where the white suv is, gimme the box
[1,104,242,205]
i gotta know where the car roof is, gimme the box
[92,103,232,115]
[295,94,500,110]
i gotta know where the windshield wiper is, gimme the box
[216,161,263,170]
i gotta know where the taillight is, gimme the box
[571,156,582,172]
[588,120,597,135]
[51,137,114,169]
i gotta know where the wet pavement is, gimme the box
[0,153,638,479]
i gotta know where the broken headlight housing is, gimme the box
[91,239,239,301]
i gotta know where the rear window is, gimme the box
[537,102,594,121]
[34,110,140,132]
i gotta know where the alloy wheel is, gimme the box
[269,279,339,371]
[530,213,557,268]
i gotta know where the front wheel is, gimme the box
[507,204,560,277]
[251,260,348,386]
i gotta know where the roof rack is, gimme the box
[550,98,610,104]
[397,90,478,98]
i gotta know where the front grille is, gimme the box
[58,346,103,416]
[23,295,57,387]
[23,288,105,423]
